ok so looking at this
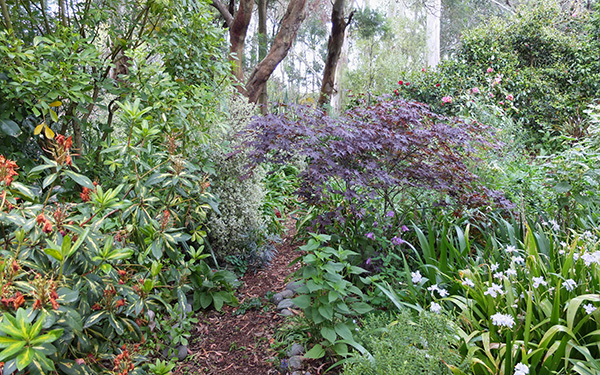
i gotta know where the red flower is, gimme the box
[435,83,440,87]
[398,80,403,85]
[405,82,410,86]
[394,89,399,96]
[92,303,102,311]
[116,299,126,307]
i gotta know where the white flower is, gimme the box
[514,363,529,375]
[484,283,505,298]
[532,276,547,289]
[505,269,517,277]
[573,253,580,261]
[548,220,560,231]
[430,302,442,313]
[560,241,567,247]
[491,312,515,328]
[428,284,448,298]
[490,263,499,272]
[581,251,600,267]
[584,303,597,315]
[512,256,525,265]
[506,245,517,253]
[493,271,504,280]
[411,270,423,284]
[558,249,566,255]
[563,279,577,292]
[462,278,475,287]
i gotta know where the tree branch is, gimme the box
[0,0,13,31]
[211,0,234,27]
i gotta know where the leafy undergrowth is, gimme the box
[174,221,327,375]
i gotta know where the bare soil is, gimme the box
[174,222,304,375]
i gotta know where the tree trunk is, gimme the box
[246,0,307,103]
[426,0,441,67]
[229,0,254,85]
[257,0,268,112]
[318,0,352,108]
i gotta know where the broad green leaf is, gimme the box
[15,347,33,371]
[292,295,311,309]
[334,322,353,341]
[553,181,572,193]
[0,336,20,349]
[83,311,108,329]
[30,329,63,345]
[351,302,373,314]
[333,342,348,356]
[304,344,325,359]
[0,119,21,137]
[43,248,63,262]
[320,326,336,343]
[64,170,94,189]
[0,341,25,362]
[318,304,334,321]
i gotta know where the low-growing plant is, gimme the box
[342,310,467,375]
[289,234,373,359]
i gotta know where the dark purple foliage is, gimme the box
[244,98,511,227]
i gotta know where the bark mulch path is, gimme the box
[174,222,304,375]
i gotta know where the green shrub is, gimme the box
[397,0,600,140]
[343,310,466,375]
[207,94,277,269]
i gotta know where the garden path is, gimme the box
[174,221,304,375]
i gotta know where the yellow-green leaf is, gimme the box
[0,341,25,362]
[16,347,33,371]
[44,125,55,139]
[34,123,44,135]
[48,101,62,107]
[49,109,58,122]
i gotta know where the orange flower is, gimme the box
[42,221,53,233]
[80,187,91,202]
[36,213,46,225]
[116,299,126,307]
[0,156,18,187]
[12,292,24,309]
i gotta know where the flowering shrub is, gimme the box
[0,98,239,372]
[396,2,600,137]
[383,219,600,374]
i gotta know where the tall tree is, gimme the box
[257,0,268,106]
[318,0,353,108]
[212,0,308,102]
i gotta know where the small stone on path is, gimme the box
[277,298,296,310]
[288,355,303,370]
[286,281,304,292]
[286,343,304,357]
[280,309,294,317]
